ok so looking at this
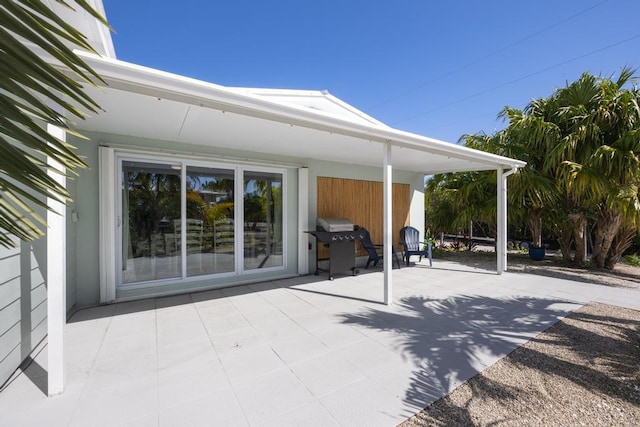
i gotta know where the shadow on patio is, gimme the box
[339,294,576,418]
[391,302,640,425]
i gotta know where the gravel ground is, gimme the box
[439,250,640,291]
[400,252,640,426]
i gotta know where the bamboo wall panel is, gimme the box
[316,177,410,258]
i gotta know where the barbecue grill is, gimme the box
[306,218,360,280]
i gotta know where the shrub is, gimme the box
[623,253,640,267]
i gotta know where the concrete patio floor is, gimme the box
[2,259,640,426]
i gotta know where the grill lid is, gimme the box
[316,217,354,232]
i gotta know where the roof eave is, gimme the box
[75,51,526,172]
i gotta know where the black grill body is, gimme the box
[306,230,360,280]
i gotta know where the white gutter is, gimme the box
[75,52,527,171]
[503,167,519,178]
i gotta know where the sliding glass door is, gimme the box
[121,161,181,284]
[119,156,285,287]
[185,166,235,276]
[243,171,283,270]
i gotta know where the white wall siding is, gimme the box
[0,239,48,386]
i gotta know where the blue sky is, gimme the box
[104,0,639,143]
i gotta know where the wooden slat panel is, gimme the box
[317,177,410,258]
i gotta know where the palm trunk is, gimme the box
[605,225,636,270]
[558,225,573,261]
[592,209,622,268]
[568,212,587,265]
[528,208,543,248]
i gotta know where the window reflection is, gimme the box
[120,160,284,285]
[244,171,283,270]
[186,166,235,276]
[122,162,181,283]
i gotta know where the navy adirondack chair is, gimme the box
[399,226,432,267]
[356,227,400,269]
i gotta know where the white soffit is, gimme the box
[81,86,188,142]
[230,87,389,128]
[73,53,526,174]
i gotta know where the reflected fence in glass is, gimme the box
[244,171,283,270]
[120,161,283,285]
[121,161,181,284]
[186,166,235,277]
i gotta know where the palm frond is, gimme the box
[0,0,108,248]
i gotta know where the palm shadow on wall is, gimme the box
[340,295,579,418]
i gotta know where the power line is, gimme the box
[420,111,499,135]
[391,33,640,126]
[366,0,609,112]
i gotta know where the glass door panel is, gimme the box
[186,166,235,276]
[121,161,181,284]
[243,171,283,270]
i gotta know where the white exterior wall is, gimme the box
[0,235,48,387]
[64,132,426,305]
[409,179,426,237]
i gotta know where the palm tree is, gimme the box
[543,72,605,265]
[556,69,640,268]
[0,0,108,248]
[501,101,561,248]
[493,69,640,268]
[430,69,639,269]
[425,170,497,243]
[464,129,558,250]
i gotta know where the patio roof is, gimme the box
[71,52,526,175]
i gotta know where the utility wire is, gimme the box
[420,111,498,135]
[366,0,609,112]
[391,33,640,126]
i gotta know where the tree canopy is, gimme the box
[426,68,640,269]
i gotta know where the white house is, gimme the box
[0,0,525,394]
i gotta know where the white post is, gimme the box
[502,171,509,272]
[383,143,393,305]
[98,147,116,303]
[496,167,505,274]
[297,167,309,275]
[46,124,67,396]
[180,164,187,278]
